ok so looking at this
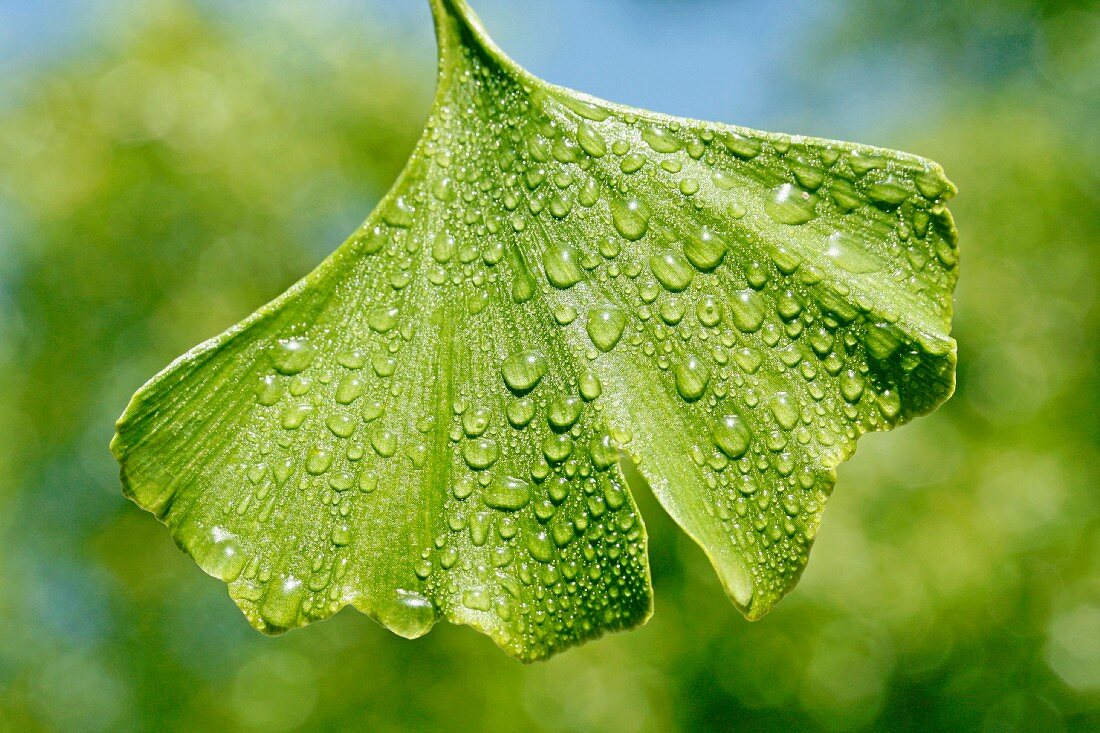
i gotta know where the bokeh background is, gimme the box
[1,0,1097,730]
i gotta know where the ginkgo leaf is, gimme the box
[112,0,958,661]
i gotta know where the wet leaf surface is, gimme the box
[113,0,958,660]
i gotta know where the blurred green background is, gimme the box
[1,0,1097,730]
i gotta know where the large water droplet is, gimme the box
[724,133,762,159]
[791,160,825,191]
[511,269,536,304]
[576,121,608,158]
[527,532,556,563]
[331,523,351,547]
[674,357,711,402]
[327,413,356,438]
[255,375,281,406]
[642,125,682,153]
[281,403,312,430]
[483,476,531,511]
[777,291,803,321]
[713,415,750,458]
[696,295,723,327]
[683,229,727,272]
[432,176,455,203]
[373,355,397,378]
[368,307,400,334]
[864,323,900,360]
[548,395,583,431]
[542,434,574,464]
[551,519,575,547]
[370,428,397,458]
[878,389,902,419]
[543,242,584,289]
[462,438,501,470]
[432,232,456,263]
[462,406,492,437]
[590,434,618,470]
[260,575,305,629]
[203,527,246,581]
[559,95,611,121]
[462,589,492,612]
[650,250,694,292]
[829,179,862,211]
[711,170,735,190]
[383,196,415,228]
[660,298,685,325]
[620,153,646,174]
[507,397,536,428]
[769,392,800,430]
[272,338,314,376]
[866,175,910,206]
[579,370,603,401]
[335,374,366,405]
[501,350,548,394]
[610,198,651,241]
[840,369,865,402]
[587,306,627,352]
[729,290,766,333]
[765,183,818,225]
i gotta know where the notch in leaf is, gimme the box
[112,0,958,661]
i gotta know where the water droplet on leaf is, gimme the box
[674,358,711,401]
[765,183,818,225]
[587,306,627,352]
[272,338,314,376]
[610,198,651,241]
[713,415,751,458]
[543,242,584,289]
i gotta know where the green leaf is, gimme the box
[112,0,958,661]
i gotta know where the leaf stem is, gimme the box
[428,0,529,83]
